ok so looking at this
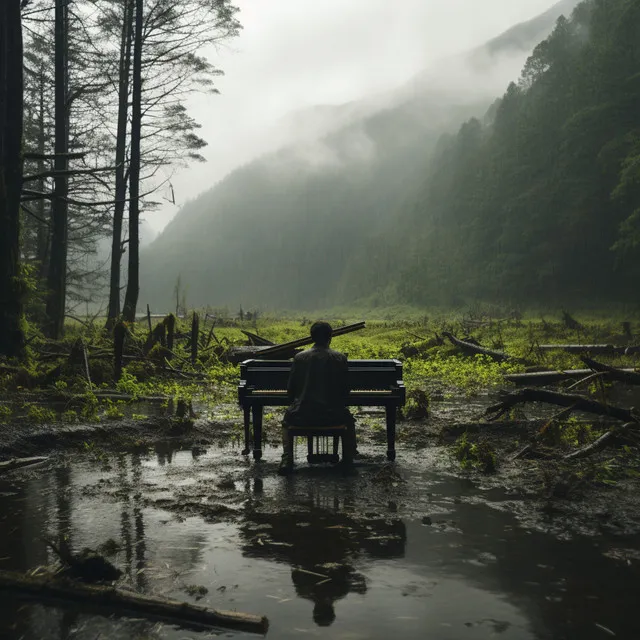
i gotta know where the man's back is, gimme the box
[284,345,349,427]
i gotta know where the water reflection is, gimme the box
[240,482,406,628]
[2,447,640,639]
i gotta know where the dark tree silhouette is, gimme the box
[0,0,26,358]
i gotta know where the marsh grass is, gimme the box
[3,310,639,427]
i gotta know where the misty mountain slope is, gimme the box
[484,0,580,56]
[141,0,581,311]
[387,0,640,307]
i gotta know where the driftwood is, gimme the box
[581,357,640,386]
[443,331,516,363]
[486,388,638,423]
[0,570,268,634]
[0,457,49,474]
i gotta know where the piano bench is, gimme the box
[284,426,351,465]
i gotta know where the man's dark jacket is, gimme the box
[283,345,352,427]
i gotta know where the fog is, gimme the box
[147,0,562,232]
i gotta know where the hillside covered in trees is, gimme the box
[141,0,639,312]
[141,0,586,309]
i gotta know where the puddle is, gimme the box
[1,442,639,639]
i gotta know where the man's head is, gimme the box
[312,600,336,626]
[310,321,332,347]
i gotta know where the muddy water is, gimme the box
[1,442,639,640]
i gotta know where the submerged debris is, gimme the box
[45,539,122,583]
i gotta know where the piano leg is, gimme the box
[385,405,396,461]
[242,406,251,456]
[252,405,263,462]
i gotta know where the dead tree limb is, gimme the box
[443,332,517,363]
[0,570,268,634]
[566,372,606,391]
[504,368,636,386]
[564,423,637,460]
[486,388,638,423]
[581,357,640,386]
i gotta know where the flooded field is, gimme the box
[1,434,640,640]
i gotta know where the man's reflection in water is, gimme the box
[155,442,174,466]
[292,561,367,626]
[240,484,406,627]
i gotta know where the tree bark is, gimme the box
[45,0,70,339]
[122,0,143,323]
[35,64,50,283]
[107,0,134,326]
[0,0,26,358]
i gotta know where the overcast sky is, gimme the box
[147,0,561,234]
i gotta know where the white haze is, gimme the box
[146,0,563,232]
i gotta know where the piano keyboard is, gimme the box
[251,389,393,395]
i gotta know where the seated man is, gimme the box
[279,321,356,474]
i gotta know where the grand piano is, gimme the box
[238,359,406,461]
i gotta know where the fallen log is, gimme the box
[443,332,518,363]
[537,344,632,355]
[506,369,598,386]
[581,357,640,386]
[226,321,367,364]
[504,367,638,386]
[486,388,638,423]
[0,457,49,474]
[0,570,268,634]
[254,321,366,359]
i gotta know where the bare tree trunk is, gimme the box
[35,65,49,283]
[122,0,143,323]
[0,0,26,359]
[45,0,70,339]
[107,0,134,327]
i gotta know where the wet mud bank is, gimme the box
[3,393,640,540]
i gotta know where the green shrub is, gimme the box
[453,432,497,473]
